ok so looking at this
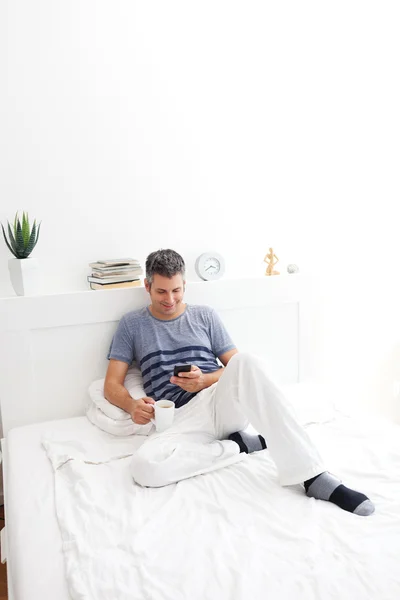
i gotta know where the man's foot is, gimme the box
[304,472,375,516]
[228,430,267,454]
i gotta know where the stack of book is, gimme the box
[88,258,143,290]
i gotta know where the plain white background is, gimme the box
[1,1,400,420]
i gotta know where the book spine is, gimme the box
[87,276,141,284]
[90,280,142,290]
[91,269,143,278]
[97,261,139,266]
[88,261,140,269]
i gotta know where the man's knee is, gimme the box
[130,446,165,488]
[130,443,175,488]
[229,351,267,370]
[228,352,252,367]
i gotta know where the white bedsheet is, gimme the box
[6,417,147,600]
[44,413,400,599]
[6,403,400,600]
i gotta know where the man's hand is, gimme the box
[130,397,155,424]
[170,365,206,393]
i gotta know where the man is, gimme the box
[104,249,374,516]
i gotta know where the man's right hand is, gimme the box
[131,397,156,424]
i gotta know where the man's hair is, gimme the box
[145,249,186,285]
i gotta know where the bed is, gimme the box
[1,276,400,600]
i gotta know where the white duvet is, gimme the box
[42,404,400,600]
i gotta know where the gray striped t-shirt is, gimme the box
[107,304,235,408]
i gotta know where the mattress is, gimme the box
[4,389,400,600]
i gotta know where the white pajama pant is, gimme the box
[130,353,325,488]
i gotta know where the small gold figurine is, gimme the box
[264,247,280,276]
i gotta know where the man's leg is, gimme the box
[130,388,244,488]
[213,352,325,486]
[213,352,374,515]
[130,353,322,489]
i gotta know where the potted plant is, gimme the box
[1,211,41,295]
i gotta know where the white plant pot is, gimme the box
[8,257,41,296]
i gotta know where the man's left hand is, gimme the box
[170,365,205,393]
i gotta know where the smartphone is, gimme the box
[173,365,191,376]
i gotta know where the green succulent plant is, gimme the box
[1,211,41,259]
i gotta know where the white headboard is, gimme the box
[0,276,319,435]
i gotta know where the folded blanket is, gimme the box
[86,364,153,436]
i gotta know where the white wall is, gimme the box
[1,2,400,420]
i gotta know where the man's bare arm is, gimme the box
[104,359,134,412]
[218,347,239,366]
[104,359,155,424]
[201,347,239,386]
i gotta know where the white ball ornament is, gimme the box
[287,264,299,274]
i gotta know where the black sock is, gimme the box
[304,472,375,516]
[228,430,267,454]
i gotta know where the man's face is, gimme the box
[145,273,185,319]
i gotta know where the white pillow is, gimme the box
[87,364,146,422]
[254,355,338,426]
[280,381,339,426]
[86,403,152,437]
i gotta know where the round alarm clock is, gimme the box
[195,252,225,281]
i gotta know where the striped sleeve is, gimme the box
[208,308,236,357]
[107,317,135,365]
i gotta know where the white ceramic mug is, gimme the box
[150,399,175,432]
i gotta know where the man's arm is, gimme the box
[202,347,239,385]
[218,347,239,366]
[104,359,155,424]
[169,348,239,393]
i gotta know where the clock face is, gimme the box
[195,252,225,281]
[203,257,220,275]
